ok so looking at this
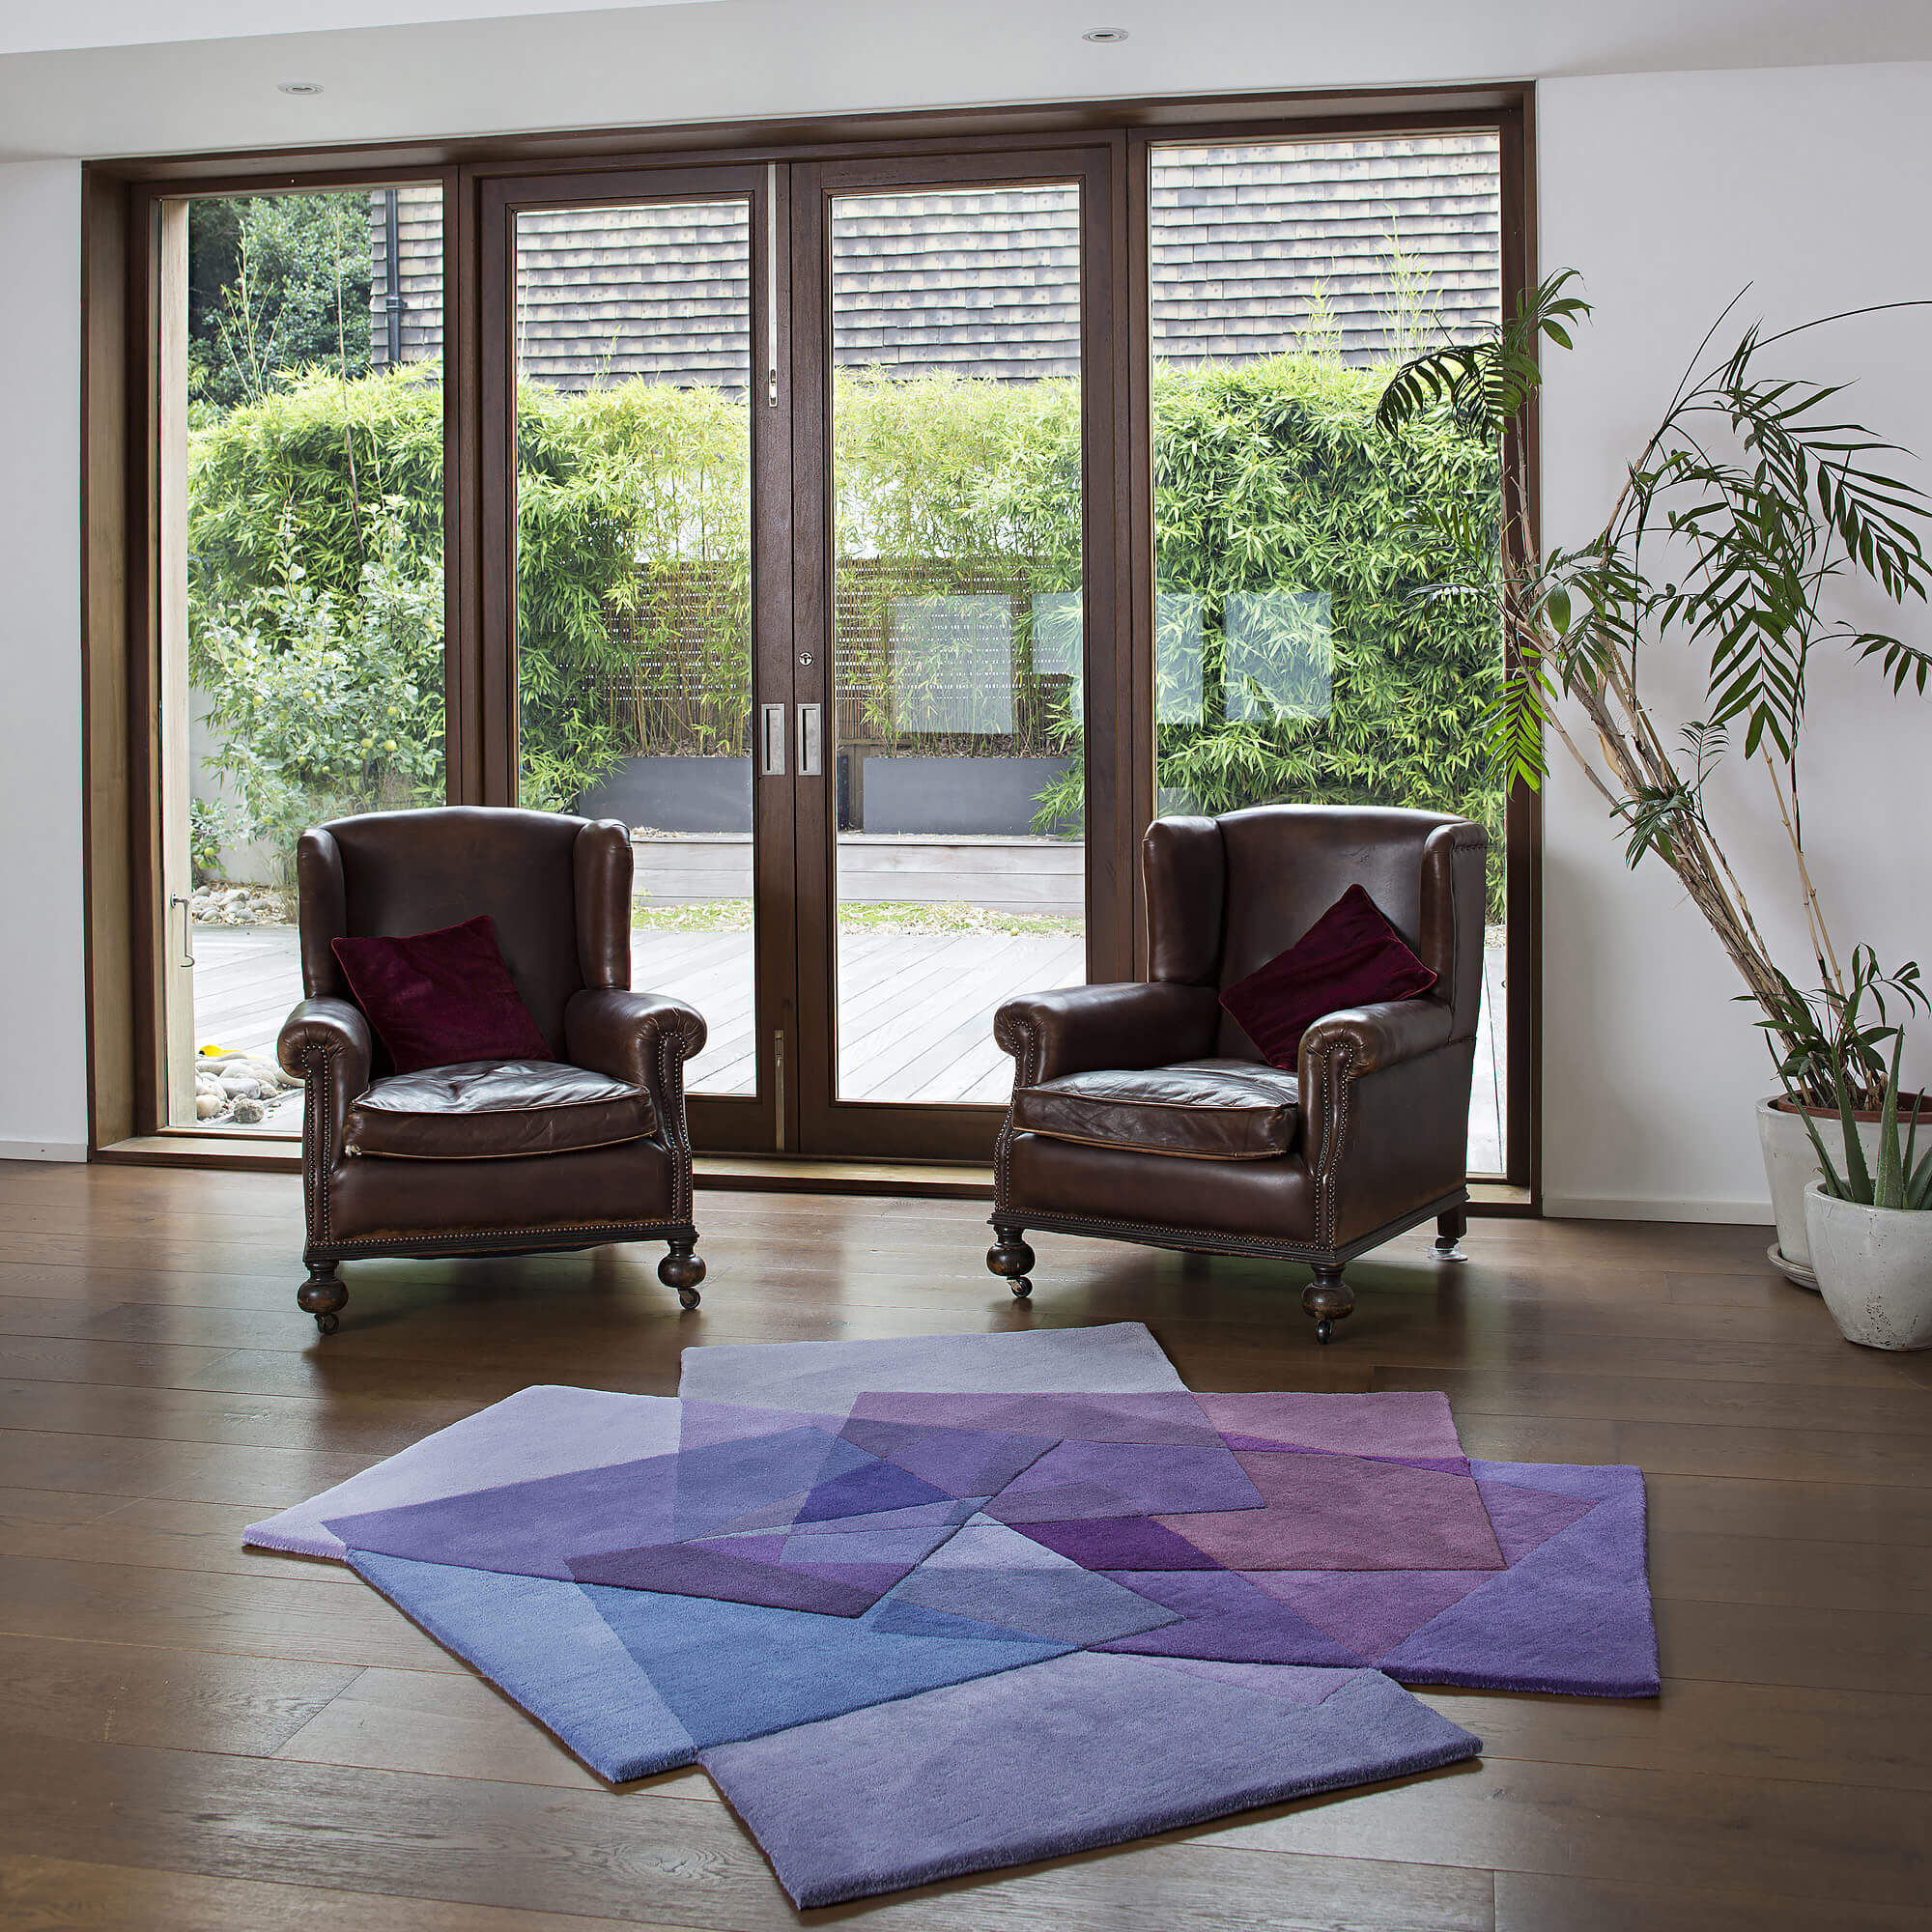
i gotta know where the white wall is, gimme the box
[0,159,88,1158]
[1538,61,1932,1218]
[4,60,1930,1208]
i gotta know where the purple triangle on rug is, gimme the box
[1373,1461,1659,1696]
[1091,1568,1367,1666]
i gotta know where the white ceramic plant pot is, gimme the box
[1804,1180,1932,1350]
[1757,1097,1888,1287]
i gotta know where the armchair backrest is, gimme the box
[296,807,633,1056]
[1144,805,1487,1061]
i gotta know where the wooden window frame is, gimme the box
[81,81,1540,1207]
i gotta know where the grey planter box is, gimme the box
[576,756,753,833]
[858,754,1076,837]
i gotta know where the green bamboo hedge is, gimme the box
[187,356,1499,907]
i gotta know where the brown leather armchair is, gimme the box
[985,805,1487,1342]
[277,807,707,1335]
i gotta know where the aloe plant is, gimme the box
[1785,1026,1932,1210]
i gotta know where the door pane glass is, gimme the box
[512,199,755,1095]
[177,185,446,1135]
[1149,136,1507,1174]
[828,185,1086,1106]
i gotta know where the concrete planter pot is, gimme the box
[1804,1181,1932,1350]
[1757,1096,1888,1289]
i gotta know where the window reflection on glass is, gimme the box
[1223,590,1333,723]
[1154,593,1207,725]
[889,597,1017,737]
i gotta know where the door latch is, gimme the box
[760,702,786,776]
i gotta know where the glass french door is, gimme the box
[482,163,793,1153]
[483,151,1121,1161]
[790,153,1121,1158]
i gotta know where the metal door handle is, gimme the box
[170,894,196,968]
[798,703,822,778]
[761,702,786,775]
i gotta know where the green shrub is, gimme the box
[187,355,1499,906]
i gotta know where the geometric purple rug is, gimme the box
[244,1322,1655,1909]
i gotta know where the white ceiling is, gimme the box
[0,0,687,58]
[2,0,1929,163]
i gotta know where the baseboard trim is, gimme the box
[695,1155,994,1200]
[0,1140,90,1163]
[1544,1193,1772,1226]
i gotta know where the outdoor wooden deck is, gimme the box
[188,925,1506,1168]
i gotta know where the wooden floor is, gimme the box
[2,1161,1927,1930]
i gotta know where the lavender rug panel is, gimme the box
[1375,1462,1659,1696]
[583,1580,1071,1747]
[983,1438,1264,1523]
[323,1423,891,1577]
[1092,1568,1366,1666]
[244,1386,682,1561]
[566,1541,887,1616]
[883,1518,1183,1646]
[1014,1515,1224,1571]
[848,1389,1222,1445]
[1475,1472,1600,1564]
[346,1551,697,1782]
[790,1454,952,1524]
[325,1453,681,1578]
[678,1322,1187,1409]
[676,1399,844,1453]
[1137,1658,1358,1707]
[702,1651,1481,1909]
[837,1415,1057,1498]
[1157,1450,1505,1572]
[1243,1568,1499,1660]
[1192,1391,1463,1461]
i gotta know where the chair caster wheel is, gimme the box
[678,1286,701,1311]
[1009,1278,1032,1300]
[1314,1318,1333,1345]
[315,1313,339,1336]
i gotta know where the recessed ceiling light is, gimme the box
[277,80,325,96]
[1083,28,1129,42]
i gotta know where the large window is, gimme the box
[161,185,445,1136]
[120,107,1528,1182]
[1147,136,1509,1174]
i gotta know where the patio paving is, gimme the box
[187,924,1505,1171]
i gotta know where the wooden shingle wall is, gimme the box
[368,135,1499,388]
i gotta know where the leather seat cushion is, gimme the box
[1010,1058,1299,1160]
[345,1060,656,1160]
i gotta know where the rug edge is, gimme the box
[763,1725,1484,1909]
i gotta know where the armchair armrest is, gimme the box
[1294,997,1455,1087]
[277,996,373,1094]
[564,987,707,1112]
[277,998,373,1179]
[994,982,1222,1087]
[1295,996,1459,1187]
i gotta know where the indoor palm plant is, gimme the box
[1785,985,1932,1348]
[1379,277,1932,1273]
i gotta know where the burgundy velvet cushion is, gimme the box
[330,915,554,1075]
[1219,882,1438,1069]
